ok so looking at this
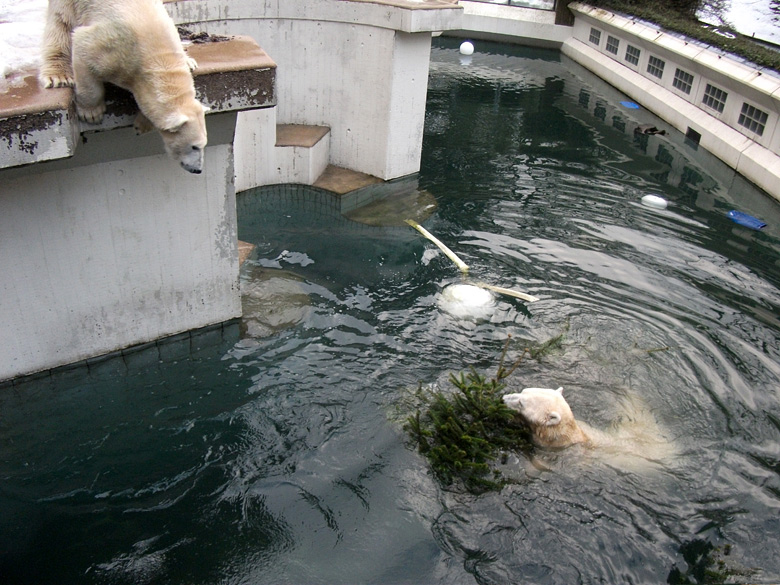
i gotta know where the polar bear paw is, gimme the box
[40,72,75,89]
[77,102,106,124]
[186,57,198,72]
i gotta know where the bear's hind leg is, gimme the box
[39,9,75,88]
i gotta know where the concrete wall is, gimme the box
[568,5,780,147]
[244,20,431,181]
[562,5,780,199]
[561,3,780,201]
[0,114,240,380]
[166,0,462,184]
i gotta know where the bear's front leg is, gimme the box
[39,10,75,88]
[73,74,106,124]
[71,31,106,123]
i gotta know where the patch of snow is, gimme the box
[0,0,47,92]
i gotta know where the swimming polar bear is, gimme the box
[503,386,678,469]
[39,0,208,173]
[503,387,587,449]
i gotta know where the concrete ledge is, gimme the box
[165,0,463,34]
[313,165,384,194]
[189,36,276,111]
[448,1,569,48]
[276,124,330,148]
[0,35,276,170]
[0,78,75,168]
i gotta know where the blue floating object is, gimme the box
[620,101,640,109]
[727,210,766,230]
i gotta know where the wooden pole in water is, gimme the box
[474,282,539,303]
[405,219,470,274]
[405,219,539,303]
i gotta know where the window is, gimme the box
[606,35,620,55]
[738,102,769,136]
[702,84,728,113]
[589,28,602,46]
[673,68,694,94]
[685,127,701,148]
[647,56,665,79]
[625,44,640,66]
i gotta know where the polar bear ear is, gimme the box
[555,387,564,394]
[160,112,189,132]
[546,411,562,426]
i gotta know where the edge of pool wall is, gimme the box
[451,1,780,203]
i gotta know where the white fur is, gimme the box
[39,0,208,173]
[504,386,678,469]
[503,387,588,449]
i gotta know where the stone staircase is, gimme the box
[235,109,386,194]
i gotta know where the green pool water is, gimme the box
[2,38,780,584]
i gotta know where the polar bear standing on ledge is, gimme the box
[39,0,208,173]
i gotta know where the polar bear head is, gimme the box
[503,387,588,449]
[158,101,209,174]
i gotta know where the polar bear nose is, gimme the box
[182,162,202,174]
[502,393,524,410]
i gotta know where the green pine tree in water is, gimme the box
[405,331,566,493]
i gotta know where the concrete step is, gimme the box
[312,164,382,195]
[275,124,330,185]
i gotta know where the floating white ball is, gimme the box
[438,284,495,319]
[459,41,475,56]
[443,284,492,306]
[641,194,668,209]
